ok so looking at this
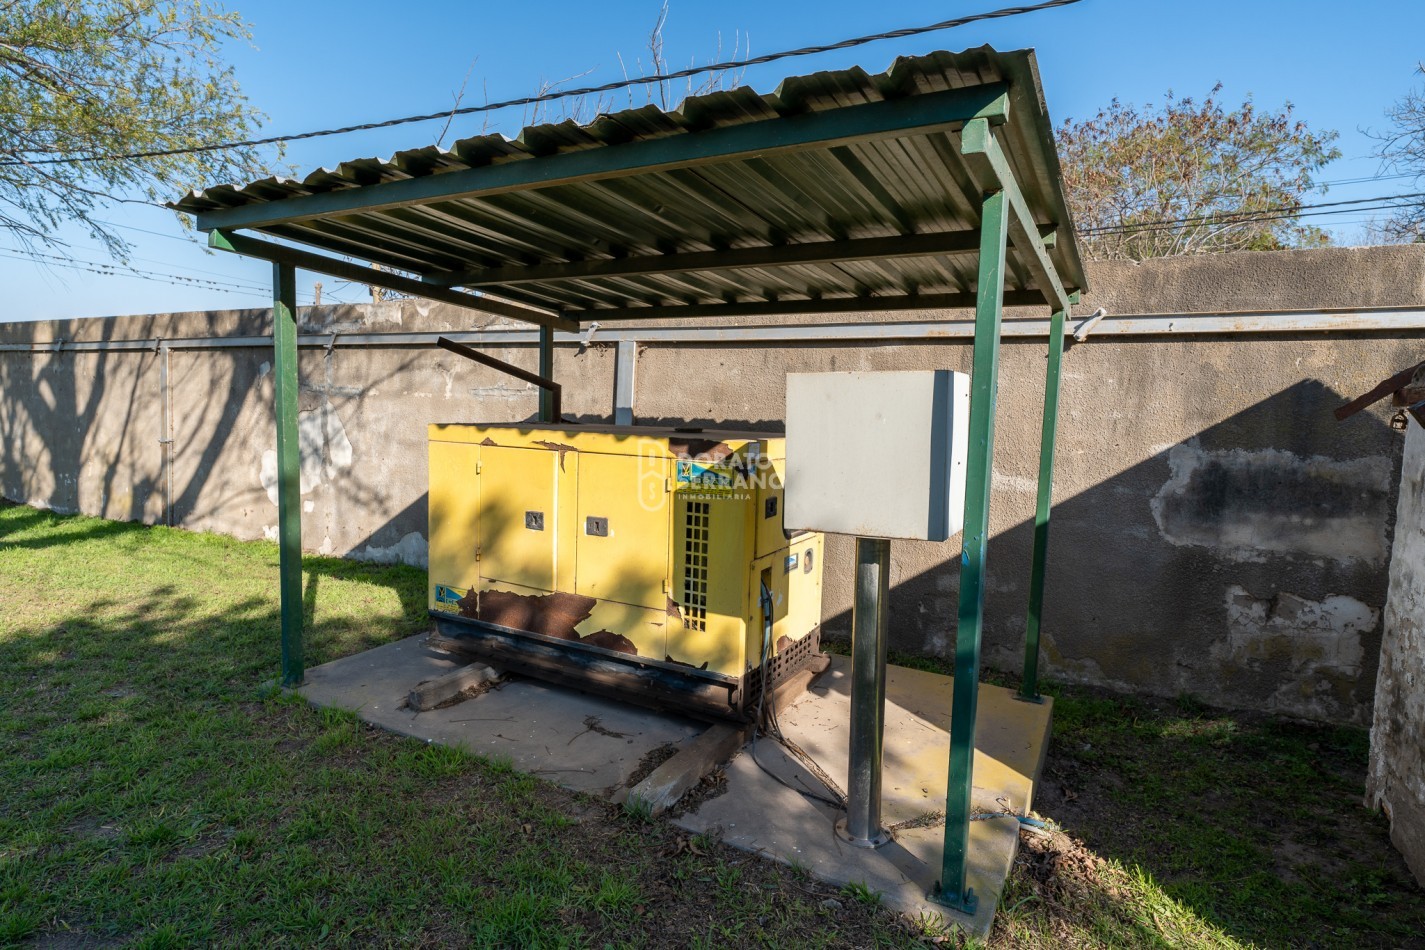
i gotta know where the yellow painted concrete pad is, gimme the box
[787,658,1050,822]
[672,656,1053,938]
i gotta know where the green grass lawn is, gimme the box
[0,503,913,948]
[1,501,1421,947]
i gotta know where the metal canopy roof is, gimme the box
[176,46,1084,327]
[184,45,1086,914]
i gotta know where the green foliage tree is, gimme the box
[0,0,272,257]
[1058,86,1340,261]
[1372,65,1425,243]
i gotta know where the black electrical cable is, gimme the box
[0,248,270,297]
[1,0,1085,169]
[1078,190,1425,236]
[748,581,846,810]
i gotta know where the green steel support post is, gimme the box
[538,326,555,422]
[933,185,1010,915]
[272,263,304,686]
[1019,307,1067,703]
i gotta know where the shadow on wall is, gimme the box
[0,319,145,520]
[0,319,436,559]
[0,318,269,526]
[816,377,1396,726]
[2,324,1398,725]
[344,381,1398,725]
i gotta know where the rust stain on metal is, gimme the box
[665,596,683,621]
[479,437,498,446]
[669,438,734,462]
[577,629,639,654]
[776,635,791,655]
[665,655,710,671]
[1336,360,1425,422]
[472,589,596,639]
[456,588,479,618]
[465,588,640,655]
[534,440,578,470]
[1392,365,1425,406]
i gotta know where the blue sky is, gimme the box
[8,0,1425,321]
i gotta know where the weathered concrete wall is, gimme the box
[1367,419,1425,884]
[4,245,1424,724]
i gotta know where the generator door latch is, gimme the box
[525,511,544,531]
[585,515,609,537]
[764,496,778,519]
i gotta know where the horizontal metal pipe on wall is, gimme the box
[2,307,1424,354]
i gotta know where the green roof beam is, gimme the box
[209,230,578,333]
[558,289,1052,322]
[960,118,1074,313]
[426,230,986,289]
[194,84,1010,233]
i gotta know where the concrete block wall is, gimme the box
[4,245,1425,725]
[1368,419,1425,884]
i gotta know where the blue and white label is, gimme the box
[434,584,465,605]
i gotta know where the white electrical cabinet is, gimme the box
[784,370,970,542]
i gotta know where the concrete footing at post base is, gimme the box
[297,636,1051,939]
[670,655,1052,937]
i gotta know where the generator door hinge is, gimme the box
[662,577,670,593]
[476,460,483,475]
[665,477,672,493]
[474,545,481,562]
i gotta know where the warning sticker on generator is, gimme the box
[433,584,465,611]
[676,460,734,491]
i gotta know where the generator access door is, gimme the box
[477,444,564,592]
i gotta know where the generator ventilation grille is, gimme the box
[682,500,710,632]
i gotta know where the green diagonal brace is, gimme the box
[538,326,555,422]
[932,183,1010,915]
[960,119,1074,314]
[272,262,304,686]
[209,230,576,333]
[1019,307,1067,702]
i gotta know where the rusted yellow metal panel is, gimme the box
[427,438,480,613]
[427,422,824,689]
[754,455,789,560]
[478,445,560,592]
[574,451,672,612]
[670,452,755,676]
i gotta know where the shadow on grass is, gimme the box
[0,504,912,949]
[845,644,1425,948]
[0,505,139,549]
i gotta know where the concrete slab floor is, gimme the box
[670,656,1053,938]
[298,638,1051,938]
[298,634,704,798]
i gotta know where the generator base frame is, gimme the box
[432,611,824,722]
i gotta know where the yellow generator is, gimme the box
[427,423,826,720]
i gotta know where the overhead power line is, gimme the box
[0,249,272,300]
[1080,190,1425,237]
[4,246,271,294]
[1318,170,1418,187]
[1,0,1084,169]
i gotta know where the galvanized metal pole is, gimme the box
[934,187,1009,914]
[538,325,555,422]
[837,536,892,849]
[613,339,637,426]
[1020,308,1067,702]
[272,262,304,686]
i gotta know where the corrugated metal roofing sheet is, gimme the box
[175,46,1085,318]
